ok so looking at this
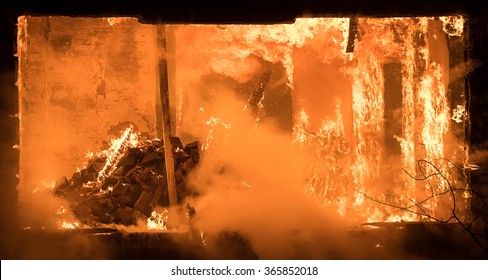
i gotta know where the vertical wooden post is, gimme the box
[157,25,178,206]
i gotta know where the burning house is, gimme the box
[1,0,487,259]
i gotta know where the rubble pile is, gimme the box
[55,134,200,227]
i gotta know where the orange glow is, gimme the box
[96,126,139,184]
[18,16,468,232]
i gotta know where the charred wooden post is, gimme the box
[346,17,358,53]
[157,25,178,206]
[247,70,272,121]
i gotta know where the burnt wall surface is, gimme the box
[1,0,487,259]
[17,17,159,198]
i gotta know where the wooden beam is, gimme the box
[157,25,178,206]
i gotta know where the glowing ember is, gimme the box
[56,206,67,215]
[58,221,82,230]
[104,17,133,26]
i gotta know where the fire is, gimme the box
[34,179,56,193]
[96,126,139,183]
[147,209,168,230]
[291,17,467,222]
[349,29,385,217]
[232,17,350,87]
[204,116,232,151]
[293,109,310,145]
[174,16,467,223]
[173,17,349,93]
[439,16,464,37]
[417,64,451,214]
[452,105,466,123]
[26,16,467,229]
[59,221,81,229]
[293,101,351,213]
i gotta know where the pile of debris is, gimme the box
[55,128,200,227]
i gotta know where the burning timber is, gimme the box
[54,127,200,227]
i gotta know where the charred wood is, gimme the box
[54,136,199,227]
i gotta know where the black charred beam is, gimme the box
[346,17,358,53]
[247,70,272,120]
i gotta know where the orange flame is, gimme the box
[439,16,464,37]
[292,17,466,222]
[96,126,138,183]
[147,209,168,230]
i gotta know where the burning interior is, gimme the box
[9,13,487,259]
